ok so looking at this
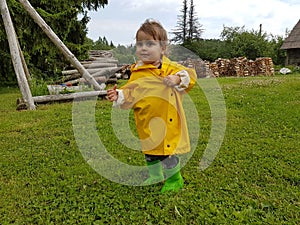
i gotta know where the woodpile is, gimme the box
[57,50,121,86]
[48,50,131,95]
[209,57,274,77]
[180,57,274,78]
[32,50,130,106]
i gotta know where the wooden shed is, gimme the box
[281,19,300,66]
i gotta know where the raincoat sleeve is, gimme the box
[183,67,197,93]
[173,67,196,93]
[112,89,125,108]
[174,70,190,92]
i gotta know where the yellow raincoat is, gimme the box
[119,56,196,155]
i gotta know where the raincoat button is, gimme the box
[169,118,173,122]
[167,144,170,148]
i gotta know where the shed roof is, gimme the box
[281,19,300,49]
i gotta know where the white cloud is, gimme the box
[197,0,300,38]
[87,0,300,44]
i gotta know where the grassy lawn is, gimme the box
[0,75,299,224]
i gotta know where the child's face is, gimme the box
[136,31,165,65]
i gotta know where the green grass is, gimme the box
[0,75,299,224]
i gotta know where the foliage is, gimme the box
[220,26,267,59]
[0,0,108,84]
[92,36,115,50]
[181,26,286,65]
[0,75,299,224]
[29,77,50,96]
[112,44,136,64]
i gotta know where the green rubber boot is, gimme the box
[161,162,184,193]
[143,160,164,185]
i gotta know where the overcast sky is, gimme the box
[86,0,300,46]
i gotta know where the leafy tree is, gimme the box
[221,26,277,60]
[176,25,286,65]
[0,0,108,84]
[265,35,286,65]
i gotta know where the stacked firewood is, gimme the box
[255,57,275,76]
[180,57,274,78]
[47,50,131,95]
[209,57,274,77]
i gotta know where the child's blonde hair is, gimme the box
[135,19,168,50]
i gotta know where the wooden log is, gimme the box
[89,50,113,58]
[0,0,36,110]
[67,62,118,69]
[17,39,31,81]
[62,68,103,75]
[18,0,102,91]
[82,58,119,64]
[81,62,118,69]
[62,66,120,76]
[66,76,107,86]
[32,91,107,104]
[90,67,121,77]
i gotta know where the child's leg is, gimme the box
[143,154,164,185]
[161,155,184,193]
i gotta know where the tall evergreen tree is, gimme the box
[171,0,203,44]
[171,0,188,43]
[187,0,203,41]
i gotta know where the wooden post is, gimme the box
[18,0,102,91]
[0,0,36,110]
[17,41,31,81]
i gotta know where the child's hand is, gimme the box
[163,75,181,87]
[107,84,118,102]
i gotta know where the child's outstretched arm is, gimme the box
[107,84,118,102]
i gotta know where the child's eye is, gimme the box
[146,41,155,47]
[136,41,157,48]
[136,42,143,47]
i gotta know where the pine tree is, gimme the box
[171,0,188,43]
[171,0,203,44]
[187,0,203,41]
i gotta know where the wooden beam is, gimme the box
[32,91,107,103]
[0,0,35,110]
[18,0,102,91]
